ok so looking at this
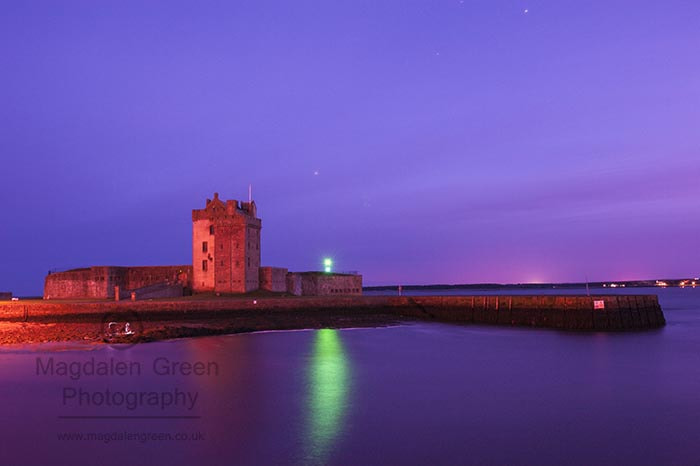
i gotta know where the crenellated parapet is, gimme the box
[192,193,259,225]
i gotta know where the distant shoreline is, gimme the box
[364,279,697,291]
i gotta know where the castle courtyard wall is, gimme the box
[44,266,192,299]
[299,273,363,296]
[286,273,302,296]
[259,267,288,292]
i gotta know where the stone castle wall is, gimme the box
[44,268,107,299]
[299,273,363,296]
[192,218,216,292]
[44,266,192,299]
[286,273,302,296]
[259,267,288,292]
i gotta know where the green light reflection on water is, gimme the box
[305,328,350,464]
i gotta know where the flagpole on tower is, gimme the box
[248,184,252,203]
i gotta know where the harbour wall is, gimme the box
[0,295,664,331]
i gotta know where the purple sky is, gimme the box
[2,1,699,294]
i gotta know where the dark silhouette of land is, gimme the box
[365,278,698,291]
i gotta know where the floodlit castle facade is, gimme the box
[192,193,261,294]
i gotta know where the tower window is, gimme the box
[209,225,215,235]
[202,241,208,253]
[202,260,208,272]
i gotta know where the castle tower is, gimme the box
[192,193,261,293]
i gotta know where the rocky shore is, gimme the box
[0,308,403,346]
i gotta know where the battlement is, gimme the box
[193,192,258,221]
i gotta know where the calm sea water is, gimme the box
[1,287,699,465]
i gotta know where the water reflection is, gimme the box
[305,329,350,464]
[2,288,698,465]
